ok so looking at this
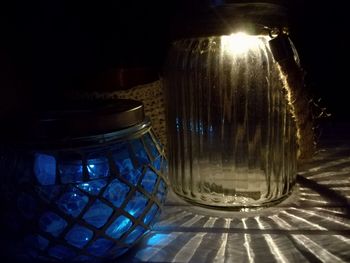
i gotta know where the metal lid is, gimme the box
[172,2,288,39]
[2,99,145,145]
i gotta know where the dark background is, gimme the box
[0,1,348,121]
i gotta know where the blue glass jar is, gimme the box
[0,100,167,261]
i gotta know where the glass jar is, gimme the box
[163,3,298,209]
[0,100,167,261]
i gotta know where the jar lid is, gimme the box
[2,99,145,145]
[172,2,288,39]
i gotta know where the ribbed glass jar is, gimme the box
[163,22,298,209]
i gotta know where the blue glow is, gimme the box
[56,187,89,217]
[65,225,93,248]
[34,153,56,185]
[87,157,109,179]
[121,167,142,185]
[125,191,148,218]
[144,133,159,159]
[39,212,67,237]
[103,178,130,207]
[141,169,158,193]
[77,179,107,195]
[124,226,146,244]
[87,238,114,257]
[112,143,134,175]
[83,200,113,228]
[153,157,161,170]
[59,160,83,184]
[143,204,158,225]
[105,215,132,239]
[147,233,169,246]
[48,245,76,260]
[131,139,149,167]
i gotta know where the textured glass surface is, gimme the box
[124,226,146,244]
[34,153,56,185]
[83,200,113,228]
[112,143,134,175]
[105,215,132,239]
[125,191,148,218]
[48,245,76,259]
[59,160,83,184]
[164,34,297,208]
[65,225,93,248]
[103,178,130,207]
[153,157,161,171]
[17,193,37,219]
[87,157,109,179]
[77,179,107,195]
[39,212,67,237]
[156,180,167,203]
[143,204,158,225]
[57,187,89,217]
[131,139,149,166]
[141,169,158,193]
[144,133,159,159]
[87,238,114,256]
[121,167,142,185]
[0,128,168,262]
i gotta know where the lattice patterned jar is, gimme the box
[0,100,168,261]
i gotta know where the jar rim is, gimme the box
[1,99,147,149]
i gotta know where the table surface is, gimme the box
[120,126,350,263]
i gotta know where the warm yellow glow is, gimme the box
[221,32,268,55]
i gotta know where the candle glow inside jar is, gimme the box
[163,3,300,210]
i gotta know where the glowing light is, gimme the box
[221,32,268,55]
[213,218,231,263]
[307,157,350,173]
[173,218,216,262]
[255,217,289,263]
[270,215,344,262]
[280,211,327,230]
[137,233,179,261]
[180,215,205,227]
[155,211,190,227]
[276,64,300,156]
[242,218,255,263]
[147,234,170,246]
[289,207,350,229]
[299,197,329,204]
